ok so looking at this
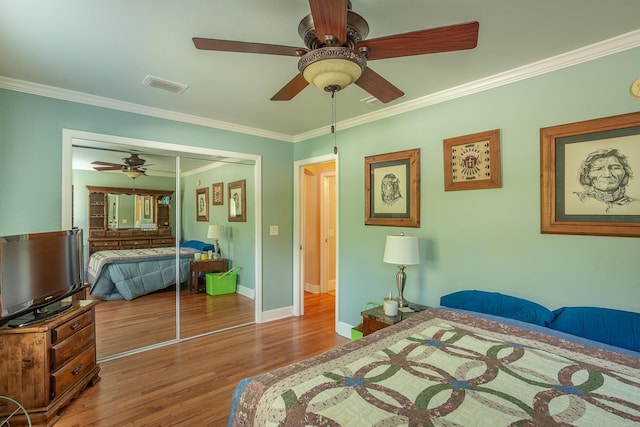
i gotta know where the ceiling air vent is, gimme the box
[361,95,382,106]
[142,75,188,94]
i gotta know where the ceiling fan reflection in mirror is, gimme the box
[193,0,479,103]
[92,153,148,179]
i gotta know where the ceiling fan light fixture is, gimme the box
[298,47,366,92]
[123,170,144,179]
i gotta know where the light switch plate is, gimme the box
[270,225,279,236]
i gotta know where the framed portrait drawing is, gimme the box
[443,129,502,191]
[143,196,151,219]
[365,148,420,227]
[212,182,224,206]
[540,111,640,237]
[196,187,209,222]
[228,179,246,222]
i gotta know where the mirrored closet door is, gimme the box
[66,132,258,361]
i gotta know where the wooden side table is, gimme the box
[360,303,429,336]
[189,259,228,292]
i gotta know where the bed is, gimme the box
[87,247,199,300]
[228,291,640,426]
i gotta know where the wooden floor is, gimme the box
[55,292,349,426]
[94,286,255,359]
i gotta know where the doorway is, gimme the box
[293,155,338,328]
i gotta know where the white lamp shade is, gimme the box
[383,235,419,265]
[207,224,224,240]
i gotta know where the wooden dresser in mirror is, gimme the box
[87,186,175,255]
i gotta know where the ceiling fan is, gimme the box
[91,153,148,179]
[193,0,479,103]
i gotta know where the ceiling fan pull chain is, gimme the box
[331,89,338,154]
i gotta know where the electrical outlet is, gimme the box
[269,225,279,236]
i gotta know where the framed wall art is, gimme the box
[143,196,151,219]
[212,182,224,206]
[365,148,420,227]
[540,111,640,237]
[196,187,209,222]
[443,129,502,191]
[228,179,246,222]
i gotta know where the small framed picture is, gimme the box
[443,129,502,191]
[143,196,151,219]
[212,182,224,205]
[196,187,209,222]
[365,148,420,227]
[228,179,246,222]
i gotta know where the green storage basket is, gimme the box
[205,267,241,296]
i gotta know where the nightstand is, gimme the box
[189,258,228,292]
[360,303,429,336]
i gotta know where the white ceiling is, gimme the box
[1,0,640,142]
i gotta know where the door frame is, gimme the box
[293,154,338,325]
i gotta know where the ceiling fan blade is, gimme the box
[91,160,121,167]
[308,0,347,45]
[271,74,310,101]
[193,38,307,57]
[355,68,404,103]
[93,166,122,171]
[357,21,479,61]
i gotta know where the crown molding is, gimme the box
[2,30,639,144]
[0,77,295,143]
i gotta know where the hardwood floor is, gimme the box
[94,287,255,359]
[55,292,349,426]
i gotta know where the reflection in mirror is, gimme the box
[178,160,256,340]
[70,140,258,362]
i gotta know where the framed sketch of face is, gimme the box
[365,148,420,227]
[541,111,640,237]
[228,179,246,222]
[196,187,209,222]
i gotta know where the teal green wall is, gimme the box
[0,92,292,311]
[181,163,255,290]
[295,47,640,326]
[1,47,639,328]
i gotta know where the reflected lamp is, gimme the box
[207,224,225,259]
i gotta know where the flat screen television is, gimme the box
[0,228,84,328]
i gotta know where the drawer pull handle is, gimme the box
[71,363,83,375]
[70,320,82,330]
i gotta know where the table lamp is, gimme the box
[207,224,225,259]
[383,233,419,308]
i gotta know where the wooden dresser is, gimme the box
[0,300,101,426]
[86,185,175,255]
[88,230,175,254]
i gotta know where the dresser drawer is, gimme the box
[50,324,95,371]
[50,346,96,399]
[91,240,119,249]
[154,238,175,245]
[51,310,94,344]
[126,239,150,246]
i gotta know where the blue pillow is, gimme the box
[440,290,554,327]
[550,306,640,352]
[180,240,214,251]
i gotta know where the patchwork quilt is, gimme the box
[87,247,197,300]
[229,308,640,426]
